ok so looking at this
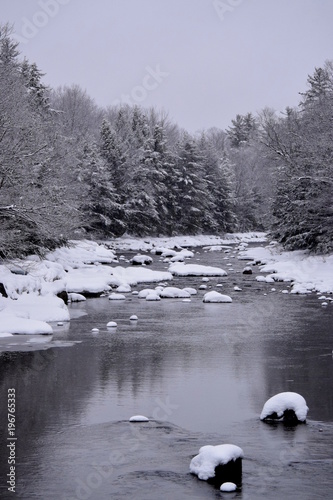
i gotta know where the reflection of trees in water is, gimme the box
[0,344,99,494]
[97,326,194,398]
[260,296,333,421]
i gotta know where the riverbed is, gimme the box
[0,245,332,499]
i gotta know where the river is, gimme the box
[0,244,332,499]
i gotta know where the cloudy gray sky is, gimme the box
[2,0,333,132]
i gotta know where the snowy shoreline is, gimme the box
[1,232,332,336]
[238,243,333,295]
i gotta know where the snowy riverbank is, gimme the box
[238,243,333,295]
[1,232,332,336]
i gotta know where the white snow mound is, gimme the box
[190,444,244,480]
[260,392,309,422]
[203,291,232,303]
[0,315,53,335]
[169,263,227,277]
[159,287,191,299]
[220,482,237,492]
[129,415,149,422]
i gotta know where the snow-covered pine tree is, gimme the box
[174,137,213,234]
[78,142,126,236]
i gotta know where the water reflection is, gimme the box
[0,245,332,499]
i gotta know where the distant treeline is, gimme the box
[1,23,332,256]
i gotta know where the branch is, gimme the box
[21,144,48,158]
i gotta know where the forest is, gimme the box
[1,23,332,257]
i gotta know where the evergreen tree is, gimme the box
[174,138,213,233]
[78,142,126,236]
[227,113,257,147]
[200,134,235,231]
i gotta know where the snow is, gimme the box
[138,288,157,298]
[65,267,112,295]
[116,284,132,293]
[159,287,191,299]
[190,444,244,480]
[108,293,126,300]
[238,245,333,294]
[242,266,253,274]
[183,287,197,295]
[46,239,117,267]
[0,239,173,339]
[0,294,69,323]
[169,263,227,277]
[112,232,267,251]
[203,291,232,303]
[202,245,233,251]
[220,482,237,492]
[145,291,161,301]
[130,254,153,265]
[168,249,195,262]
[0,315,53,335]
[68,293,86,302]
[161,249,177,258]
[129,415,149,422]
[260,392,309,422]
[110,266,172,286]
[107,321,117,327]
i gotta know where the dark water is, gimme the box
[0,246,332,499]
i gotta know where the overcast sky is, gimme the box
[2,0,333,132]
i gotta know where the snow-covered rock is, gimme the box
[243,266,253,275]
[130,254,153,266]
[129,415,149,422]
[66,267,112,295]
[116,284,132,293]
[108,293,126,300]
[169,249,195,262]
[0,315,53,335]
[169,263,227,277]
[145,291,161,301]
[220,482,237,492]
[260,392,309,423]
[183,287,197,295]
[0,294,69,322]
[203,291,232,303]
[68,293,86,302]
[138,288,158,299]
[111,267,172,286]
[107,321,117,328]
[159,287,191,299]
[190,444,244,481]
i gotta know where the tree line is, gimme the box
[1,24,332,257]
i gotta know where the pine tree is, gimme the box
[199,134,235,231]
[174,137,213,233]
[78,142,126,236]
